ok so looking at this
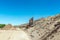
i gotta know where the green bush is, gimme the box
[0,24,5,28]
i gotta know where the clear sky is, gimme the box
[0,0,60,25]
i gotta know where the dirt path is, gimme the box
[0,29,31,40]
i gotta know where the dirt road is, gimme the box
[0,29,31,40]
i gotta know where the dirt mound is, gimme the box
[2,24,16,30]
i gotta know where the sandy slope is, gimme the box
[0,29,31,40]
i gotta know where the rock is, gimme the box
[29,17,34,27]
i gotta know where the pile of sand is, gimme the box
[2,24,16,30]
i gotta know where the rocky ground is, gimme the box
[23,14,60,40]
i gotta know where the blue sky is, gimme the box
[0,0,60,25]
